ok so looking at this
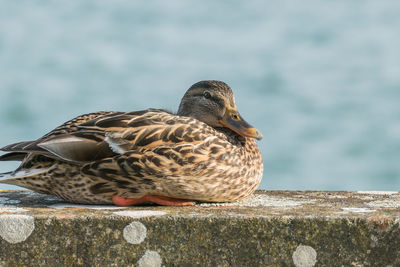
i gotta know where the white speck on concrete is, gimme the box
[292,245,317,267]
[123,221,147,244]
[0,206,28,213]
[200,194,316,207]
[365,199,400,208]
[138,250,162,267]
[370,234,378,247]
[342,208,376,213]
[357,191,398,195]
[0,215,35,243]
[48,203,126,210]
[113,210,166,218]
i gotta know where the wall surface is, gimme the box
[0,190,399,266]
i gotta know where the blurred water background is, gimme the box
[0,0,399,191]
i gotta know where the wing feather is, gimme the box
[0,111,119,163]
[1,109,222,169]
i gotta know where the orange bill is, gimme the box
[219,105,263,140]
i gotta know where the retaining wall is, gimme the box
[0,190,399,266]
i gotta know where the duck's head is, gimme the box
[177,80,263,140]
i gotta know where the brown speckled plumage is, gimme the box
[0,81,263,204]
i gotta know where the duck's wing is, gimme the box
[42,111,119,138]
[79,109,207,153]
[0,111,119,163]
[1,109,207,165]
[0,152,27,161]
[36,109,189,163]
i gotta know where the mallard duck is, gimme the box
[0,81,263,206]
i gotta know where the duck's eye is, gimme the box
[231,113,240,121]
[203,91,211,99]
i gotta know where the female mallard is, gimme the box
[0,81,263,206]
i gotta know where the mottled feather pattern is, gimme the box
[0,81,263,204]
[43,111,118,138]
[77,110,262,201]
[0,111,116,156]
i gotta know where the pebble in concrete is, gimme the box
[123,221,147,244]
[0,215,35,244]
[138,250,162,267]
[292,245,317,267]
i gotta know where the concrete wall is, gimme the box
[0,190,399,266]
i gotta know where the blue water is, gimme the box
[1,1,400,190]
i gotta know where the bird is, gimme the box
[0,80,263,206]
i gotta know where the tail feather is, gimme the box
[0,171,15,181]
[0,169,47,185]
[1,140,44,153]
[0,152,27,162]
[1,140,32,151]
[0,168,52,194]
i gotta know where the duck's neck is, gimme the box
[215,127,247,145]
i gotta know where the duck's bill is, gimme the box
[219,105,263,140]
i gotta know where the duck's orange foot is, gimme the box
[112,195,195,206]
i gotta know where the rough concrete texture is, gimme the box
[0,190,399,266]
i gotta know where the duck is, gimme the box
[0,80,263,206]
